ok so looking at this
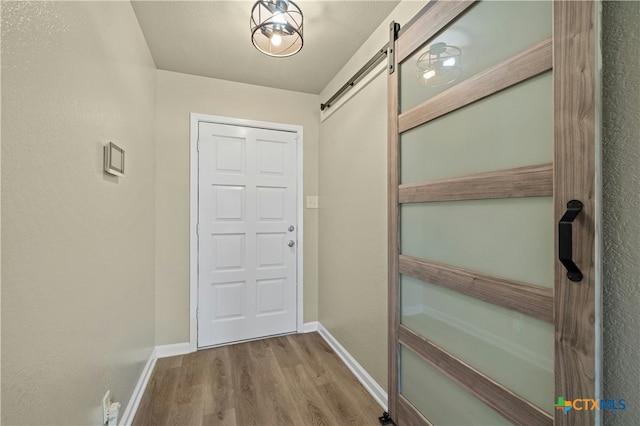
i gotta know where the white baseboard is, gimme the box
[316,323,388,411]
[155,342,191,358]
[302,321,319,333]
[119,348,157,426]
[119,342,192,425]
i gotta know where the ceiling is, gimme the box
[131,1,400,94]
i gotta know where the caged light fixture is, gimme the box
[416,42,462,87]
[250,0,303,57]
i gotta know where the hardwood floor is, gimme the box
[133,332,383,425]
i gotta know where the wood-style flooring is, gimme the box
[133,332,382,425]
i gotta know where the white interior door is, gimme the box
[197,122,298,348]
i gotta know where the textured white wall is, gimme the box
[319,73,389,389]
[1,2,156,423]
[318,1,426,391]
[602,2,640,424]
[154,70,319,345]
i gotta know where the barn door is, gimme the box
[388,1,599,424]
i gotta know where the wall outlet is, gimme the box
[102,390,111,424]
[306,196,318,209]
[107,401,121,426]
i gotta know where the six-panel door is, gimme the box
[198,122,298,347]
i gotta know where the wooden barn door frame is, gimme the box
[387,1,599,425]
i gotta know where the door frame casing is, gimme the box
[189,112,305,352]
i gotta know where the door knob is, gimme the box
[288,240,295,247]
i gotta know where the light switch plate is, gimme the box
[306,196,318,209]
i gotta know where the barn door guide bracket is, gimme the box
[388,21,400,75]
[379,411,395,425]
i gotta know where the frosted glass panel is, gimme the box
[401,275,553,413]
[400,345,511,425]
[401,72,552,184]
[400,1,552,112]
[400,197,553,288]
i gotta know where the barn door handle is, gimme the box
[559,200,584,282]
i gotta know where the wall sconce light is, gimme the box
[417,42,462,87]
[250,0,303,57]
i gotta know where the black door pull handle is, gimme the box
[558,200,584,282]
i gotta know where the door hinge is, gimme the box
[196,223,200,236]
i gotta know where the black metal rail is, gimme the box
[320,42,389,111]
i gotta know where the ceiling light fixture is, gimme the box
[416,42,462,87]
[250,0,303,58]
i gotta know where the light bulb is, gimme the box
[273,12,287,24]
[271,33,282,46]
[423,69,436,80]
[442,57,456,67]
